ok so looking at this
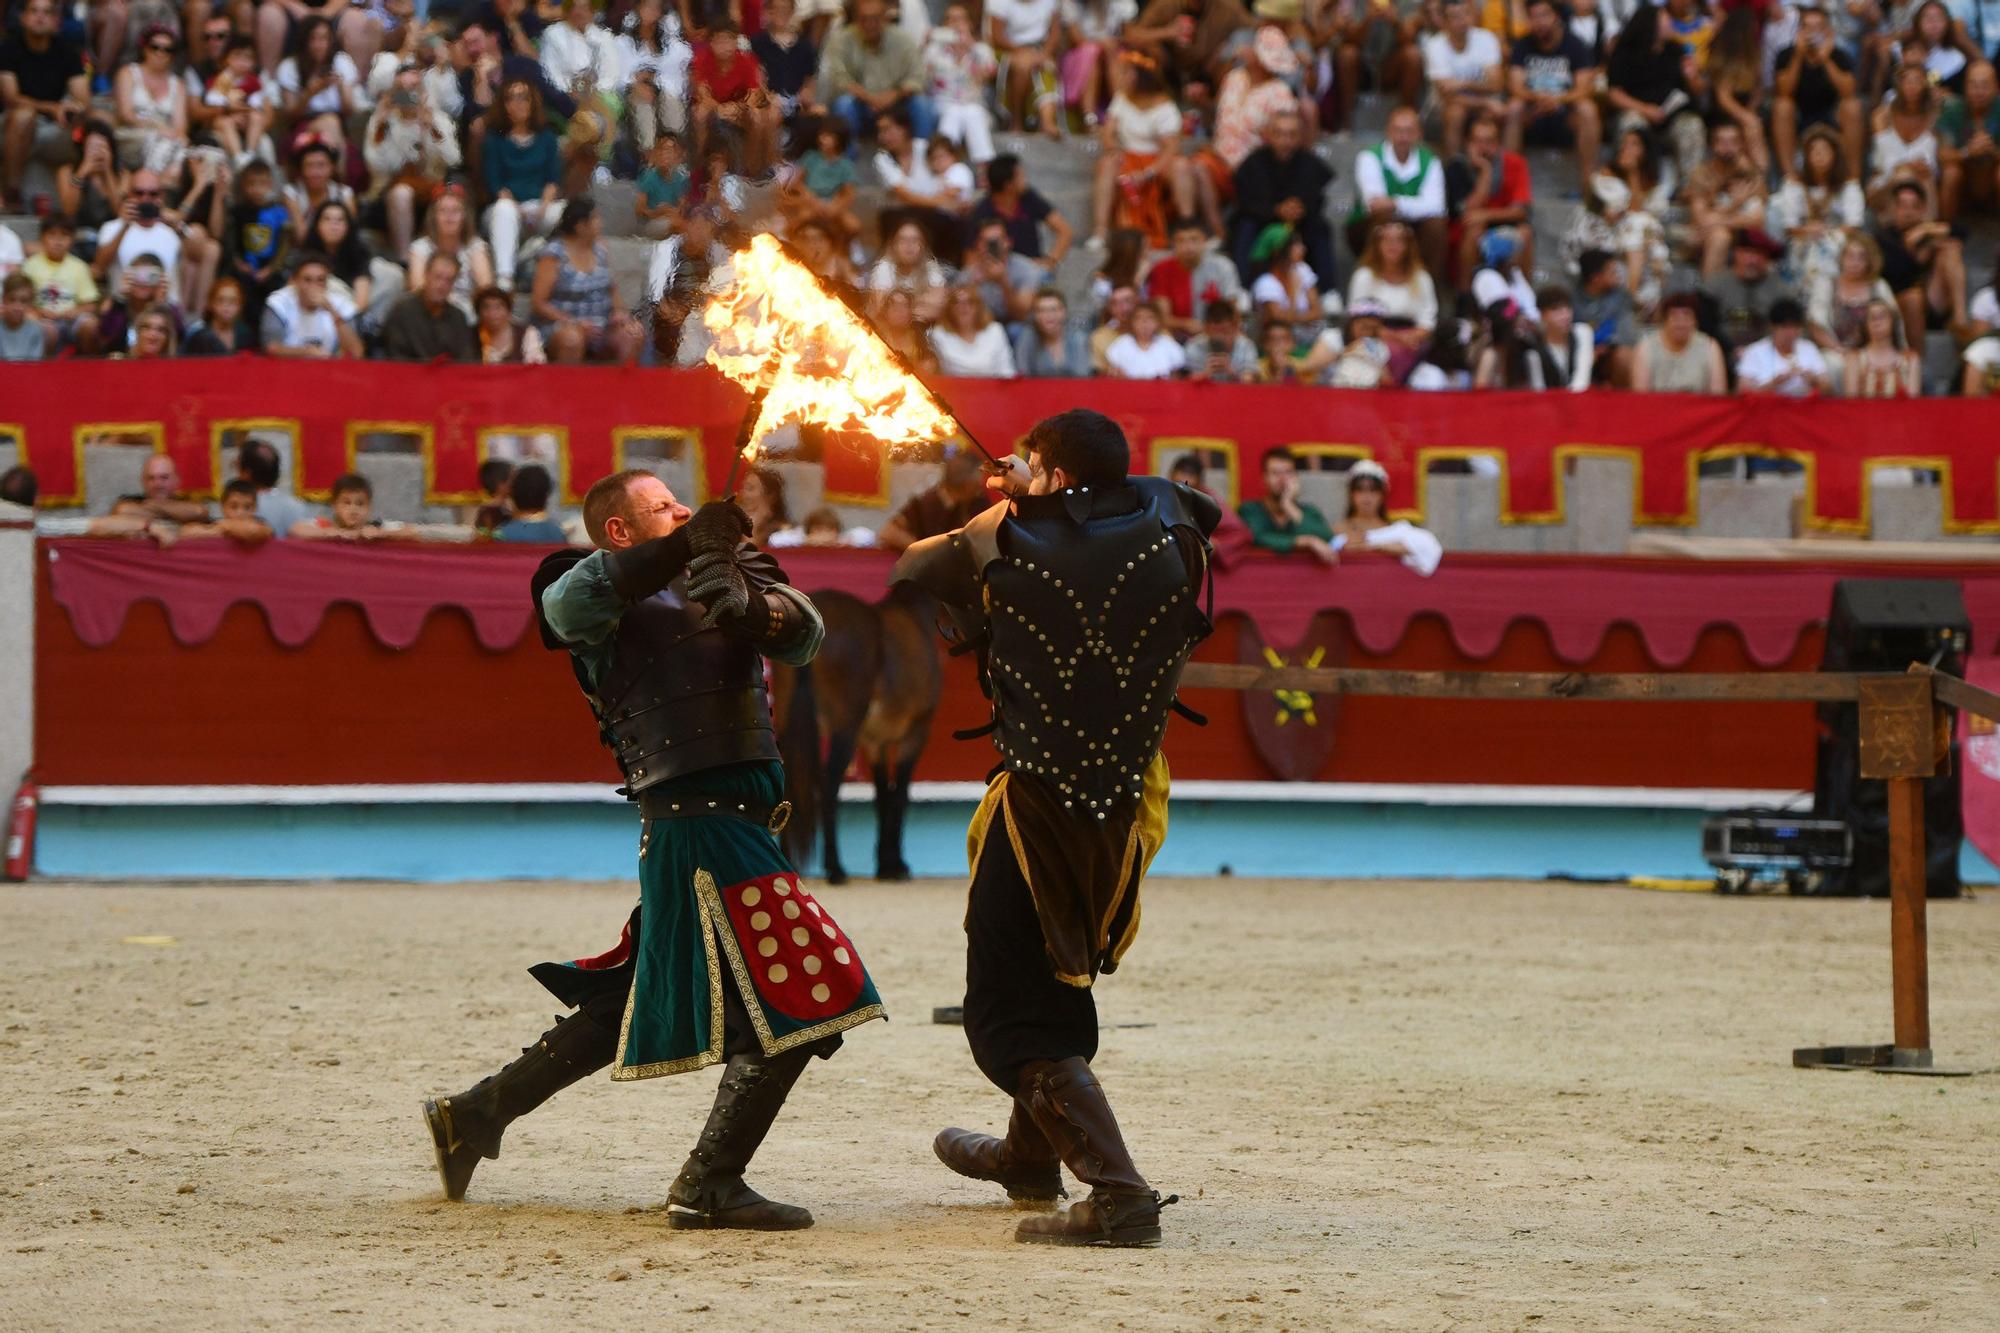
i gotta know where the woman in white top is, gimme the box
[1087,56,1203,248]
[1868,61,1940,209]
[1104,301,1186,378]
[405,187,496,316]
[115,25,190,175]
[987,0,1063,135]
[865,220,949,323]
[1337,460,1443,576]
[277,16,362,156]
[1345,219,1438,331]
[619,0,693,153]
[1251,228,1319,328]
[930,284,1018,376]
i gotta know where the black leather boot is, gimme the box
[422,1009,618,1201]
[933,1099,1065,1206]
[1012,1058,1176,1248]
[666,1047,816,1230]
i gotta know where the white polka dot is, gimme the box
[808,902,823,916]
[810,983,831,1003]
[740,886,761,908]
[791,927,810,947]
[758,937,777,958]
[782,900,801,920]
[833,947,850,965]
[749,911,770,931]
[802,955,822,976]
[774,881,791,897]
[822,924,837,939]
[768,964,788,984]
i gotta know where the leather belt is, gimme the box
[638,791,793,835]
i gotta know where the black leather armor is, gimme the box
[895,477,1217,818]
[537,545,800,796]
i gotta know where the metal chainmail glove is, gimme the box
[685,547,750,626]
[683,501,753,627]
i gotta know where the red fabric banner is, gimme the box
[41,538,2000,665]
[8,361,2000,531]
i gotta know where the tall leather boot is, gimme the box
[1012,1058,1176,1248]
[666,1047,816,1230]
[932,1099,1065,1206]
[421,1009,618,1202]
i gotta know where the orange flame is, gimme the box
[704,234,959,457]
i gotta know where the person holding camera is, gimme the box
[93,166,200,306]
[364,62,461,259]
[1772,3,1865,181]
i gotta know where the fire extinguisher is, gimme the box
[4,775,37,882]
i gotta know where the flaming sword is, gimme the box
[702,233,1003,497]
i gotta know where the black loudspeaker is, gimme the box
[1813,579,1968,898]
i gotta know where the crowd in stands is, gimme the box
[0,0,1997,398]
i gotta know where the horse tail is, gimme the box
[778,661,824,868]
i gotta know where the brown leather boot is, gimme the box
[1011,1058,1176,1248]
[422,1009,617,1202]
[933,1099,1065,1206]
[666,1047,816,1230]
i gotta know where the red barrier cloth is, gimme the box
[45,538,539,650]
[10,361,2000,532]
[42,539,2000,665]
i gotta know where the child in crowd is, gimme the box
[205,35,273,168]
[925,5,998,164]
[803,507,844,545]
[291,472,387,540]
[784,119,861,245]
[491,463,568,542]
[225,161,291,312]
[1144,216,1243,337]
[180,479,273,542]
[634,132,692,238]
[0,273,45,361]
[22,215,100,350]
[926,135,978,212]
[1257,319,1300,383]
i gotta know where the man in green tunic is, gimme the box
[421,469,885,1231]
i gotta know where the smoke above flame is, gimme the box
[703,234,959,454]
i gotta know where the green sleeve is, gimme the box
[1296,503,1334,543]
[540,549,625,648]
[1237,499,1295,553]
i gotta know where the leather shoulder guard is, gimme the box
[531,548,591,651]
[890,500,1005,611]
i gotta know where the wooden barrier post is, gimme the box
[1174,661,1996,1075]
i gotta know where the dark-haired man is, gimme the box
[968,152,1071,266]
[0,0,87,207]
[894,409,1218,1248]
[423,471,882,1230]
[235,435,314,536]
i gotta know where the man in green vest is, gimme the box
[1346,105,1448,290]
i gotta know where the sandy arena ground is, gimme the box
[2,875,1996,1330]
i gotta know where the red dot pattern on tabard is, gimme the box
[719,873,864,1021]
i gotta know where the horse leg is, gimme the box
[870,756,902,881]
[876,752,918,882]
[821,730,858,885]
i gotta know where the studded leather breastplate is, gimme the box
[982,479,1212,818]
[591,582,778,794]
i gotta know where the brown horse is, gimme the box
[774,583,942,883]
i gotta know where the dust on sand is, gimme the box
[1,877,1995,1330]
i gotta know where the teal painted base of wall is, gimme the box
[34,798,2000,885]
